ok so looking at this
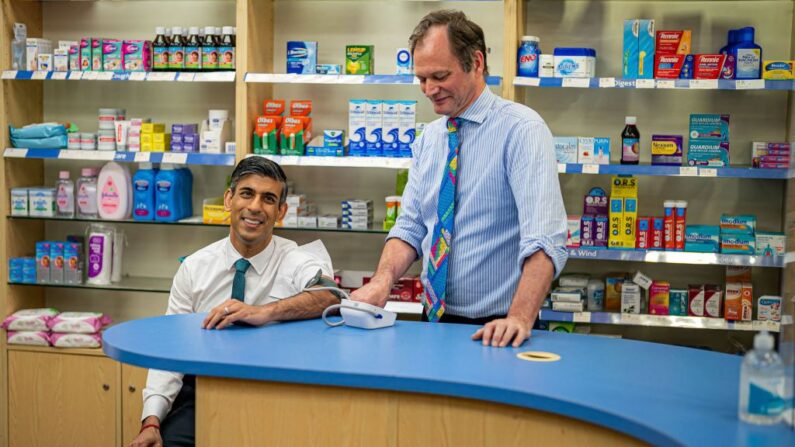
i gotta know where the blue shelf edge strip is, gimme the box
[516,77,795,90]
[7,148,235,166]
[566,247,783,268]
[243,73,502,86]
[5,70,234,82]
[560,163,793,179]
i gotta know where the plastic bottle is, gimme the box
[219,26,236,71]
[12,23,27,71]
[97,162,132,220]
[517,36,541,77]
[621,116,640,165]
[155,164,180,222]
[201,26,220,71]
[181,166,194,218]
[168,26,186,71]
[586,279,605,311]
[738,331,785,424]
[152,26,170,72]
[733,27,762,80]
[720,30,737,80]
[184,27,202,72]
[132,163,157,221]
[55,170,75,218]
[76,168,99,219]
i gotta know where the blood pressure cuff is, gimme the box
[304,269,344,300]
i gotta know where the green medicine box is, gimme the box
[346,45,374,75]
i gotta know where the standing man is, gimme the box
[351,10,567,348]
[130,157,339,447]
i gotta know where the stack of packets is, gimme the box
[608,176,638,249]
[342,199,373,230]
[752,141,791,169]
[252,100,313,155]
[2,308,111,348]
[278,194,317,228]
[687,114,729,167]
[566,187,608,248]
[684,214,785,256]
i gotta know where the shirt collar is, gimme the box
[225,237,276,275]
[453,86,494,125]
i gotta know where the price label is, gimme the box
[699,168,717,177]
[573,312,591,323]
[582,164,600,174]
[134,152,150,162]
[689,79,718,89]
[752,320,779,332]
[68,71,84,80]
[679,167,699,176]
[598,77,616,88]
[129,72,147,81]
[58,150,79,159]
[82,71,98,80]
[635,79,655,89]
[557,163,567,174]
[733,321,754,331]
[515,77,540,87]
[621,314,642,325]
[147,72,176,81]
[51,72,68,80]
[95,151,116,160]
[656,80,676,89]
[96,71,114,81]
[2,70,18,79]
[32,71,48,80]
[735,79,765,90]
[3,148,28,158]
[162,152,188,164]
[198,71,235,82]
[177,72,195,82]
[562,78,590,88]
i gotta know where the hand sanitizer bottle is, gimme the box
[738,331,785,424]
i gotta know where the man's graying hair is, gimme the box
[408,10,489,78]
[229,157,288,205]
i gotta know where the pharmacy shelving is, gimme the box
[248,154,413,169]
[3,148,236,166]
[556,163,795,179]
[1,70,235,83]
[514,77,791,91]
[245,73,502,86]
[539,309,786,333]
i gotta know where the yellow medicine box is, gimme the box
[152,132,169,144]
[140,133,153,144]
[141,141,153,152]
[762,60,794,80]
[141,123,165,134]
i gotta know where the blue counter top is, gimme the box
[103,314,793,446]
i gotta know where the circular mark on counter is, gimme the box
[516,351,561,362]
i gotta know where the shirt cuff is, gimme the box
[518,237,568,279]
[142,395,170,423]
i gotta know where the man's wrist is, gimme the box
[140,416,160,433]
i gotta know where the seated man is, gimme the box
[130,157,339,447]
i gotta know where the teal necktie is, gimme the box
[231,258,251,302]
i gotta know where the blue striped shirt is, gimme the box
[388,87,568,318]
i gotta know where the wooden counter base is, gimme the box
[197,377,646,446]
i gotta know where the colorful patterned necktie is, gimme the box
[424,117,461,322]
[231,258,251,302]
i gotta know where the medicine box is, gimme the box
[704,285,723,318]
[286,41,317,74]
[594,137,610,164]
[757,296,782,322]
[755,231,785,256]
[623,20,640,78]
[348,100,367,155]
[577,137,595,164]
[554,137,578,163]
[638,19,655,79]
[621,282,642,314]
[566,216,581,248]
[719,214,756,235]
[720,233,755,255]
[346,45,374,75]
[689,114,730,141]
[651,135,683,166]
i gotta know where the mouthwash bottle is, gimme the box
[201,26,220,71]
[184,27,202,72]
[152,27,170,72]
[621,116,640,165]
[733,27,762,80]
[168,26,186,71]
[738,331,785,424]
[219,26,236,71]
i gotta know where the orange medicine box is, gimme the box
[655,30,691,55]
[725,282,753,321]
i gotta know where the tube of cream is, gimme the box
[115,120,131,151]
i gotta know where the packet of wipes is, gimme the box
[48,311,112,334]
[7,331,51,346]
[1,308,60,332]
[50,332,102,348]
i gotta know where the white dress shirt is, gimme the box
[142,235,333,422]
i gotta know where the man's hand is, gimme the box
[471,315,533,348]
[129,416,161,447]
[202,299,268,329]
[349,276,391,308]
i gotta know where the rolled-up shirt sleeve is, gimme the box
[386,133,428,259]
[505,120,568,277]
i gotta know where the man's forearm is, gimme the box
[260,289,339,323]
[508,250,555,323]
[372,238,418,286]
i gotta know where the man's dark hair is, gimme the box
[229,157,288,205]
[408,10,489,78]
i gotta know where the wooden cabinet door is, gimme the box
[8,351,117,447]
[121,363,150,445]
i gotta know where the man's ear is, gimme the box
[278,202,288,221]
[223,188,233,211]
